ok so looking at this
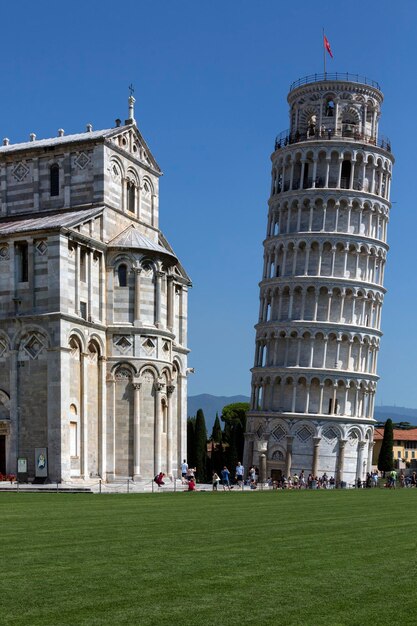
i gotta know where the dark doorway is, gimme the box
[271,469,282,482]
[0,435,6,474]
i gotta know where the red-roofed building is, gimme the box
[373,428,417,468]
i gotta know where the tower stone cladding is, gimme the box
[244,75,393,486]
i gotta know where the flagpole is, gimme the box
[323,28,326,78]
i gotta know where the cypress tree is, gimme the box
[187,417,196,469]
[378,418,394,474]
[194,408,208,482]
[211,413,222,443]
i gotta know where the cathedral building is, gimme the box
[244,74,393,486]
[0,96,191,482]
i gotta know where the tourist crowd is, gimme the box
[154,462,417,491]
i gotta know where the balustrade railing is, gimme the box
[289,73,381,92]
[274,128,391,152]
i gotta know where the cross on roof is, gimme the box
[129,83,135,97]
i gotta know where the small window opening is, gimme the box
[118,264,128,287]
[127,181,135,212]
[50,164,60,196]
[80,250,86,282]
[70,421,78,457]
[15,242,29,283]
[80,301,87,320]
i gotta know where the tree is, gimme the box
[221,402,249,467]
[378,418,394,474]
[187,417,196,469]
[211,413,222,443]
[194,409,208,482]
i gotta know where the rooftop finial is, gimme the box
[127,83,136,124]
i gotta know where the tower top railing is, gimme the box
[274,128,391,153]
[289,73,381,93]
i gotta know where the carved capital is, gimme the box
[132,382,141,391]
[167,384,175,396]
[155,382,165,392]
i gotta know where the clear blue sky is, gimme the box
[1,1,415,405]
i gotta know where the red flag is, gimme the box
[324,34,333,58]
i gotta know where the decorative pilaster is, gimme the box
[154,382,164,474]
[285,436,293,477]
[166,384,175,476]
[80,352,88,479]
[312,437,321,477]
[132,382,141,479]
[356,440,366,482]
[167,276,174,331]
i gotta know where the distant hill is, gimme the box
[374,406,417,425]
[187,395,417,434]
[188,394,250,433]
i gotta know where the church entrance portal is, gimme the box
[0,435,6,474]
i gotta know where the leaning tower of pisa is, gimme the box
[244,73,393,486]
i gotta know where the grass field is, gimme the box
[0,489,416,626]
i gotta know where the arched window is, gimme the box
[341,160,351,189]
[117,263,128,287]
[325,98,335,117]
[50,164,59,196]
[127,181,135,212]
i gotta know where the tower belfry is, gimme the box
[244,73,393,486]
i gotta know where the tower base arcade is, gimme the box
[244,414,374,486]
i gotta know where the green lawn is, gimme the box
[0,490,416,626]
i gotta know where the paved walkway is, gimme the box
[0,479,263,494]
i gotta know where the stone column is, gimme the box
[166,384,175,476]
[356,441,366,482]
[318,383,324,414]
[285,436,293,477]
[312,437,321,477]
[134,268,142,325]
[132,382,141,480]
[154,382,164,474]
[367,441,374,474]
[336,439,347,486]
